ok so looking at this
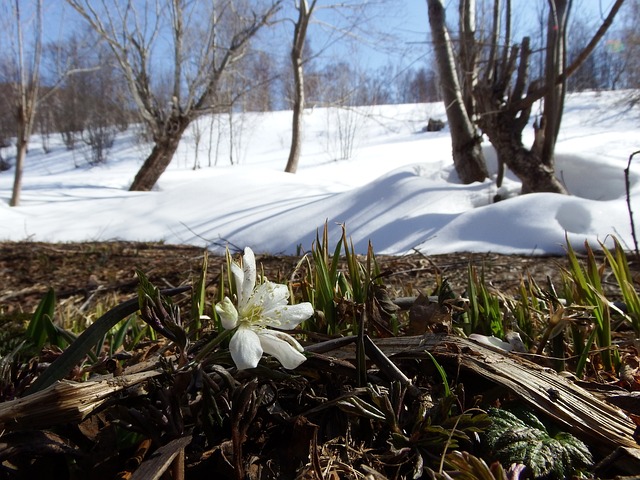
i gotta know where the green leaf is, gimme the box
[25,286,189,396]
[26,288,56,350]
[190,250,208,336]
[484,408,592,479]
[423,350,451,398]
[110,316,133,354]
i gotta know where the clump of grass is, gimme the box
[463,265,504,337]
[562,239,620,376]
[601,236,640,336]
[297,223,393,336]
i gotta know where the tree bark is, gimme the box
[11,104,30,206]
[458,0,478,118]
[9,0,42,207]
[285,61,304,174]
[427,0,488,184]
[540,0,570,167]
[10,136,28,207]
[129,115,189,191]
[483,116,567,194]
[285,1,315,174]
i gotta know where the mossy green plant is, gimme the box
[484,408,592,479]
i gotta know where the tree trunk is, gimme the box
[10,136,27,207]
[285,53,305,174]
[285,1,314,174]
[9,0,42,207]
[427,0,488,184]
[473,30,567,195]
[467,0,621,195]
[494,140,567,194]
[129,116,189,191]
[458,0,478,118]
[541,0,570,167]
[478,103,567,194]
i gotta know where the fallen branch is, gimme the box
[320,334,639,456]
[0,370,160,432]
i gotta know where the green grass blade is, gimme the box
[191,250,208,335]
[565,238,593,304]
[423,350,451,397]
[466,265,479,335]
[602,238,640,334]
[584,241,604,295]
[575,327,598,378]
[26,288,56,350]
[110,316,133,354]
[310,223,344,334]
[25,286,189,396]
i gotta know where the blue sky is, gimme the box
[12,0,627,86]
[303,0,622,72]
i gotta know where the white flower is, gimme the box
[215,247,313,370]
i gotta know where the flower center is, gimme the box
[243,304,264,325]
[240,304,274,331]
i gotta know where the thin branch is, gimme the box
[515,0,625,110]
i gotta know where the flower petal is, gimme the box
[252,282,289,311]
[240,247,257,308]
[215,297,238,330]
[231,263,244,305]
[263,302,314,330]
[258,329,307,370]
[230,326,263,370]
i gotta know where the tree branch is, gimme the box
[515,0,624,110]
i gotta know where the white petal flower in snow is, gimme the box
[215,247,313,370]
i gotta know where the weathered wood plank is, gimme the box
[0,371,161,432]
[323,334,639,455]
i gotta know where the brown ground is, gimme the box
[1,240,630,318]
[2,241,640,479]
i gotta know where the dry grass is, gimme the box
[1,241,639,479]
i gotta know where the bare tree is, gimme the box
[67,0,282,191]
[6,0,43,206]
[1,2,106,205]
[43,39,131,164]
[42,32,126,153]
[81,54,129,165]
[319,61,370,161]
[540,0,570,168]
[361,64,398,105]
[191,116,204,170]
[567,18,600,92]
[472,0,623,194]
[429,0,623,194]
[284,0,317,174]
[283,0,394,173]
[427,0,488,184]
[0,83,13,158]
[239,50,277,112]
[620,0,640,104]
[398,66,441,104]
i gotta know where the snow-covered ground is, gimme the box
[1,90,638,256]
